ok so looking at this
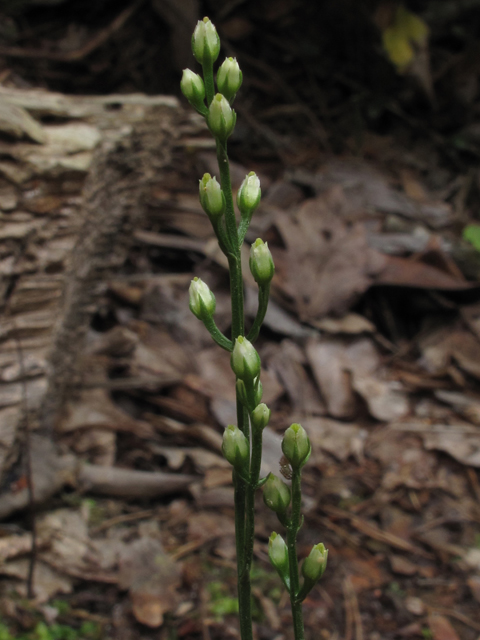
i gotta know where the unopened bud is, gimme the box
[192,17,220,65]
[302,543,328,583]
[206,93,236,142]
[237,172,261,217]
[263,473,291,514]
[180,69,206,113]
[189,277,216,321]
[268,532,289,583]
[217,57,242,102]
[231,336,261,383]
[251,403,271,431]
[282,423,311,470]
[222,424,249,470]
[199,173,225,220]
[249,238,274,285]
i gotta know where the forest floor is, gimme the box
[1,2,480,640]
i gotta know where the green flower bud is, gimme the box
[206,93,236,143]
[216,57,243,102]
[302,543,328,583]
[282,423,311,470]
[230,336,261,383]
[189,277,216,321]
[199,173,225,220]
[268,532,289,585]
[222,424,249,470]
[191,17,220,65]
[237,172,261,217]
[263,473,291,514]
[180,69,206,113]
[251,403,271,431]
[249,238,275,285]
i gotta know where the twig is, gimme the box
[0,0,145,62]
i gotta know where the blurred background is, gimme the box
[1,2,480,640]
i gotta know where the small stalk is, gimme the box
[287,468,305,640]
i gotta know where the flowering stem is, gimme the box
[287,468,305,640]
[247,283,270,344]
[215,134,254,639]
[202,61,215,106]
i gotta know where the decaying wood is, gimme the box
[0,435,196,520]
[0,86,207,497]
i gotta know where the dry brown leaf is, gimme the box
[119,536,180,628]
[272,190,386,321]
[266,340,325,416]
[0,560,72,603]
[428,614,461,640]
[187,512,235,544]
[422,426,480,467]
[307,336,409,421]
[302,417,367,462]
[61,388,155,440]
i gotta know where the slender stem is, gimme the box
[216,141,238,252]
[247,283,270,344]
[238,213,253,247]
[244,420,263,572]
[202,60,215,106]
[287,469,305,640]
[202,316,233,351]
[214,134,253,639]
[211,217,233,255]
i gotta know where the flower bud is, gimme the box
[282,423,311,470]
[249,238,275,285]
[192,17,220,65]
[268,532,289,584]
[302,543,328,583]
[206,93,236,143]
[230,336,261,383]
[263,473,291,514]
[180,69,206,113]
[222,424,249,470]
[199,173,225,220]
[251,403,271,431]
[217,57,242,102]
[189,277,216,321]
[237,172,261,217]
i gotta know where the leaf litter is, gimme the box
[3,96,480,640]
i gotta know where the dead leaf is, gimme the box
[187,512,235,544]
[428,614,461,640]
[118,536,180,628]
[303,417,367,462]
[273,189,386,320]
[307,336,409,421]
[422,425,480,467]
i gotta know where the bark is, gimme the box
[0,87,205,496]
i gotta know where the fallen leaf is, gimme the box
[302,417,367,462]
[428,614,461,640]
[119,536,180,628]
[273,189,386,320]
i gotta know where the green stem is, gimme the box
[244,420,263,572]
[287,468,305,640]
[202,316,233,351]
[247,283,270,344]
[214,134,253,640]
[202,60,215,106]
